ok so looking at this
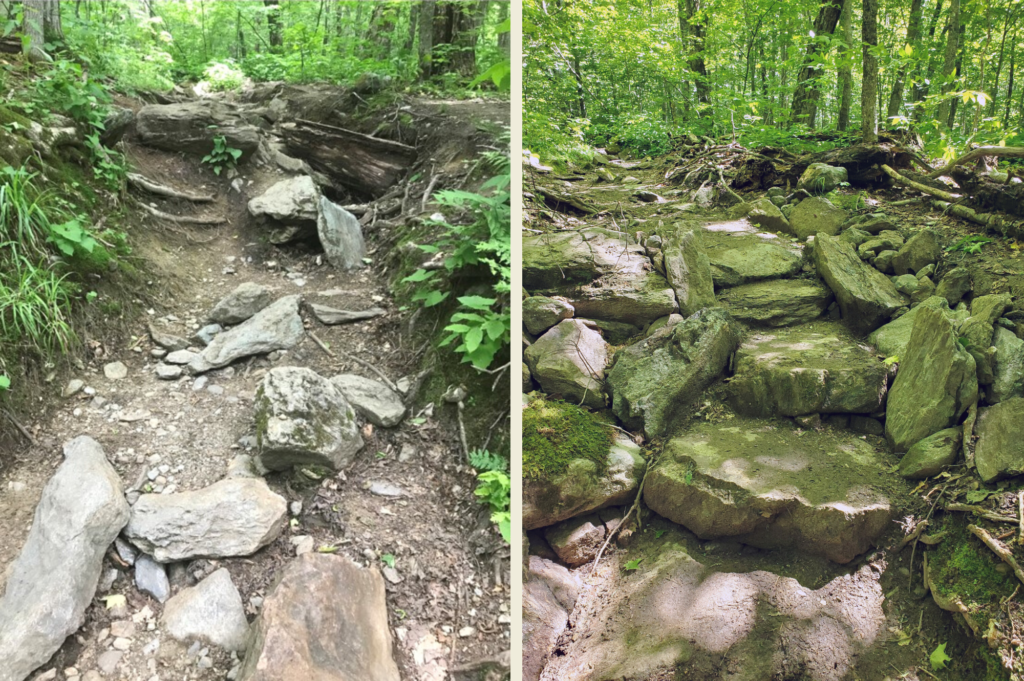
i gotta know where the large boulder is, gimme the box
[524,320,610,409]
[524,434,644,531]
[248,176,319,224]
[330,374,406,428]
[559,271,678,328]
[788,197,849,240]
[524,557,578,681]
[661,226,716,316]
[867,296,961,358]
[645,422,893,563]
[716,279,832,327]
[935,267,971,306]
[523,296,574,335]
[124,478,287,562]
[0,437,130,681]
[703,232,803,288]
[885,306,978,452]
[605,308,740,437]
[991,326,1024,403]
[238,554,400,681]
[523,228,646,289]
[208,282,273,325]
[898,427,961,479]
[797,163,848,194]
[318,196,366,271]
[162,568,249,652]
[255,367,365,471]
[975,398,1024,483]
[960,294,1012,386]
[136,101,260,159]
[727,325,888,417]
[190,295,305,373]
[810,234,904,335]
[892,229,942,276]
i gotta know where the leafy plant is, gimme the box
[654,529,667,539]
[46,218,99,259]
[474,470,511,543]
[381,554,396,568]
[202,60,246,91]
[202,136,243,176]
[946,235,993,255]
[469,448,509,473]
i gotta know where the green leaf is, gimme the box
[930,643,952,671]
[410,417,427,426]
[654,529,666,538]
[965,490,993,503]
[464,326,484,353]
[423,290,449,307]
[457,295,496,311]
[381,554,396,568]
[0,375,10,390]
[403,269,436,283]
[229,147,243,160]
[624,558,643,571]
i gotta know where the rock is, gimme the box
[524,320,609,410]
[124,477,287,562]
[543,514,606,567]
[100,106,134,146]
[727,324,888,417]
[209,283,273,325]
[523,296,574,336]
[991,327,1024,403]
[238,554,399,681]
[248,176,319,225]
[136,101,260,159]
[717,279,833,327]
[859,235,904,258]
[155,364,183,380]
[645,422,892,563]
[318,197,366,271]
[562,269,678,328]
[63,379,84,397]
[596,167,615,182]
[635,190,662,202]
[522,362,534,392]
[797,163,848,194]
[192,323,223,346]
[840,228,872,247]
[892,229,942,276]
[165,350,199,365]
[975,398,1024,483]
[898,428,961,479]
[810,234,904,335]
[934,267,971,306]
[104,361,128,380]
[523,228,643,289]
[255,367,364,471]
[524,434,644,531]
[746,198,790,234]
[330,374,406,428]
[307,303,386,325]
[873,250,896,274]
[911,275,936,305]
[606,308,740,437]
[661,226,716,316]
[524,557,578,681]
[95,651,123,676]
[135,554,170,603]
[0,437,129,681]
[582,318,640,344]
[644,313,683,336]
[162,568,249,652]
[703,228,803,288]
[885,306,978,451]
[843,213,897,234]
[892,274,919,295]
[190,296,304,373]
[788,197,849,240]
[794,413,821,429]
[960,294,1012,385]
[849,415,884,435]
[917,263,936,279]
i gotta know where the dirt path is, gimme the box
[1,94,509,681]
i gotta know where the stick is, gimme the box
[910,486,945,588]
[2,409,34,445]
[963,401,978,469]
[927,146,1024,179]
[969,524,1024,588]
[590,454,654,577]
[945,503,1019,523]
[306,331,335,358]
[127,173,215,202]
[335,348,399,393]
[139,203,226,224]
[1018,490,1023,546]
[421,173,440,212]
[881,164,959,202]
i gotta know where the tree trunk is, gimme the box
[837,0,853,131]
[935,0,961,127]
[790,0,846,128]
[418,0,436,76]
[886,0,924,121]
[862,0,879,143]
[21,0,62,56]
[405,2,419,53]
[449,1,485,77]
[974,0,993,132]
[1005,27,1017,125]
[678,0,710,110]
[265,0,282,48]
[989,6,1017,117]
[913,0,945,115]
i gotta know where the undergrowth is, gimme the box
[523,396,614,480]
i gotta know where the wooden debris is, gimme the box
[969,524,1024,588]
[927,146,1024,179]
[536,186,599,215]
[945,503,1019,524]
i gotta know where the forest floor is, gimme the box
[0,92,510,681]
[524,144,1024,680]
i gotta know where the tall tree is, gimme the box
[837,0,854,131]
[791,0,847,128]
[862,0,878,142]
[418,0,437,76]
[935,0,961,127]
[265,0,282,48]
[22,0,62,58]
[678,0,710,110]
[886,0,925,121]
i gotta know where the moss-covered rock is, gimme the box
[811,233,904,335]
[788,196,848,240]
[717,279,833,327]
[975,397,1024,483]
[524,319,609,409]
[892,228,942,276]
[867,295,963,359]
[898,427,961,479]
[703,225,803,288]
[661,225,715,316]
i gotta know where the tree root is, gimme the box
[880,164,1018,232]
[969,524,1024,588]
[139,203,226,225]
[128,173,215,202]
[945,503,1018,524]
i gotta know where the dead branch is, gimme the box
[927,146,1024,179]
[969,524,1024,588]
[945,503,1019,523]
[127,173,215,202]
[881,163,959,201]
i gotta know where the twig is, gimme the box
[927,146,1024,179]
[139,202,226,225]
[590,452,655,577]
[910,486,945,588]
[335,348,399,393]
[421,171,439,212]
[2,409,34,445]
[306,331,335,358]
[945,503,1018,523]
[969,524,1024,588]
[456,399,470,463]
[1018,490,1023,546]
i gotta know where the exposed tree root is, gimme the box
[127,173,215,202]
[969,525,1024,589]
[138,203,226,224]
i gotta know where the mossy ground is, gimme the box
[523,396,614,480]
[930,514,1014,612]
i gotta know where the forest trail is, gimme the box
[523,143,1024,680]
[0,87,509,681]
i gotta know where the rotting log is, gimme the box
[280,119,417,199]
[950,166,1024,218]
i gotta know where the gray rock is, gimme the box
[162,568,249,652]
[961,294,1012,385]
[873,250,896,274]
[892,229,942,275]
[523,227,642,288]
[104,361,128,380]
[859,235,904,258]
[136,101,260,159]
[911,275,937,305]
[0,437,129,681]
[662,226,716,316]
[558,269,678,328]
[810,234,904,335]
[522,362,534,393]
[898,428,961,479]
[850,415,884,435]
[788,197,849,240]
[124,477,287,562]
[237,554,400,681]
[543,514,606,567]
[644,313,683,336]
[318,197,366,271]
[645,422,892,563]
[885,306,978,451]
[523,296,574,336]
[100,106,134,146]
[165,350,199,365]
[975,398,1024,483]
[703,228,803,288]
[192,324,224,347]
[255,366,364,471]
[746,198,790,234]
[135,554,170,603]
[155,364,183,380]
[727,324,888,417]
[840,228,873,247]
[717,279,833,327]
[934,267,971,306]
[368,481,405,497]
[190,296,304,373]
[308,303,385,325]
[209,283,273,325]
[63,379,84,397]
[248,176,319,224]
[524,558,575,681]
[149,323,189,351]
[524,320,609,410]
[843,213,898,234]
[96,651,123,676]
[892,274,919,295]
[797,163,848,194]
[991,327,1024,403]
[917,263,936,279]
[582,318,641,344]
[606,308,740,437]
[330,374,406,428]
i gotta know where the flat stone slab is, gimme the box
[727,323,889,418]
[331,374,406,428]
[162,568,249,652]
[702,221,803,288]
[717,279,833,327]
[811,234,904,336]
[644,421,894,563]
[308,303,386,325]
[190,295,305,373]
[523,228,648,289]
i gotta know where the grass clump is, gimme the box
[523,396,613,480]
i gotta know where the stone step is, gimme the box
[643,419,898,563]
[701,220,804,288]
[717,278,833,327]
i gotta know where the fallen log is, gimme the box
[280,119,417,199]
[128,173,215,202]
[950,166,1024,219]
[881,163,1020,232]
[927,146,1024,179]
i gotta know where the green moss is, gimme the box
[931,517,1013,608]
[523,396,613,480]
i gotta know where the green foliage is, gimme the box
[522,397,613,480]
[47,218,99,259]
[931,519,1013,607]
[946,235,993,255]
[615,117,675,157]
[931,643,952,671]
[474,470,511,543]
[624,558,643,571]
[202,60,246,92]
[202,136,243,176]
[469,448,509,473]
[381,553,396,568]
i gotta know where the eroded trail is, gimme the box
[0,87,510,681]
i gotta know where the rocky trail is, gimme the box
[0,85,510,681]
[522,144,1024,680]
